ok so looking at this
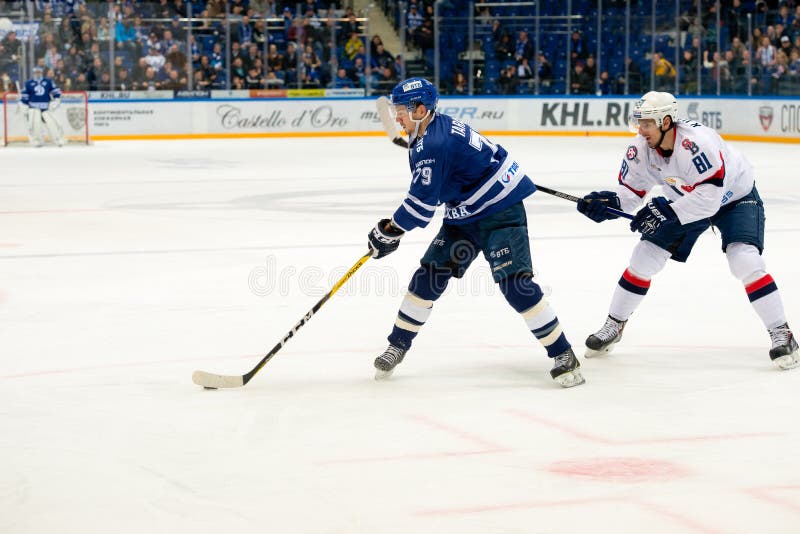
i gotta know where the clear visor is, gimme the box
[628,111,643,133]
[393,104,411,118]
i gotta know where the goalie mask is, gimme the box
[32,66,44,81]
[629,91,678,133]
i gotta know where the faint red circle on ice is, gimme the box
[548,457,689,482]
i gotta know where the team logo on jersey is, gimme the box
[758,106,773,131]
[66,107,85,131]
[626,145,637,160]
[502,161,520,183]
[680,138,699,154]
[664,176,694,194]
[402,80,423,92]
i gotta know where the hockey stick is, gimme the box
[534,184,634,220]
[192,252,373,389]
[376,96,409,148]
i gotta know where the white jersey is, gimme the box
[615,119,755,224]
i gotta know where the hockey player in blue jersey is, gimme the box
[366,77,584,387]
[21,66,65,147]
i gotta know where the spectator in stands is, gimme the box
[117,67,131,90]
[284,41,299,82]
[681,48,698,93]
[598,70,612,94]
[166,44,187,74]
[115,18,136,53]
[725,0,747,42]
[417,19,435,53]
[265,71,285,87]
[232,56,246,81]
[584,54,597,80]
[653,51,676,91]
[267,43,285,77]
[570,30,587,66]
[498,64,519,94]
[570,60,592,94]
[515,30,533,64]
[345,32,363,61]
[210,41,224,70]
[330,67,355,88]
[451,71,468,94]
[372,42,394,71]
[349,56,366,85]
[536,52,553,90]
[407,4,424,47]
[145,45,166,71]
[517,57,533,81]
[236,15,253,45]
[494,31,514,62]
[376,65,398,94]
[0,30,22,75]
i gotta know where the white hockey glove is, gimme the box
[49,98,61,111]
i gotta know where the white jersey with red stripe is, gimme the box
[614,119,755,224]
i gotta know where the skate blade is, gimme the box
[584,342,617,358]
[554,369,585,388]
[773,352,800,370]
[374,368,394,380]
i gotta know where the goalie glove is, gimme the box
[368,218,404,259]
[630,197,678,235]
[49,98,61,111]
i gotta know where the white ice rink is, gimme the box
[1,135,798,533]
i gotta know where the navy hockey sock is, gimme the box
[499,274,571,357]
[388,265,451,350]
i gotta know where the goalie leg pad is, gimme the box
[27,108,44,146]
[42,109,66,146]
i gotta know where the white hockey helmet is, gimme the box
[629,91,678,132]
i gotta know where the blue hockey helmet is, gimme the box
[390,77,438,113]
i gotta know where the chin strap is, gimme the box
[409,109,433,142]
[654,122,675,153]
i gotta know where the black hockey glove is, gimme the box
[577,191,621,223]
[368,218,405,259]
[630,197,678,235]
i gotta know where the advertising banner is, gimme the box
[4,95,797,142]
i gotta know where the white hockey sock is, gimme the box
[745,274,786,329]
[394,291,433,334]
[608,268,650,321]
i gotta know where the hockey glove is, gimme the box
[576,191,621,223]
[368,218,404,259]
[49,98,61,111]
[630,197,678,235]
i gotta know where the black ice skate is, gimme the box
[550,348,585,388]
[585,315,627,357]
[768,323,800,370]
[374,344,407,380]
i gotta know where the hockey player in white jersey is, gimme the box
[366,77,584,387]
[576,91,798,370]
[20,66,65,147]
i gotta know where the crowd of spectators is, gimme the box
[426,0,800,96]
[0,0,404,94]
[2,0,800,96]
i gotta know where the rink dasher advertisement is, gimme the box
[3,96,797,142]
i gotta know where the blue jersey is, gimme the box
[391,113,536,231]
[21,78,62,111]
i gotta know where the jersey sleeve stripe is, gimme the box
[401,200,434,222]
[404,197,435,218]
[407,194,437,211]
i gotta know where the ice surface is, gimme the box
[1,136,798,533]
